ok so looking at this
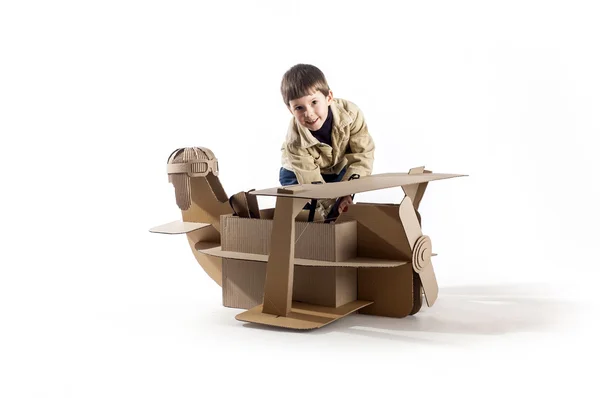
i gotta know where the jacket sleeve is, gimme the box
[343,107,375,180]
[284,144,326,185]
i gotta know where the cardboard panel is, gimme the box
[336,267,358,306]
[293,266,336,307]
[221,215,357,262]
[222,258,266,309]
[335,223,358,262]
[358,265,414,318]
[293,267,357,308]
[235,300,373,330]
[220,259,357,310]
[221,216,271,254]
[184,177,233,232]
[353,222,406,260]
[409,273,423,315]
[259,208,275,219]
[337,204,412,261]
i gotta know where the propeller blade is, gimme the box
[419,259,439,307]
[402,194,441,308]
[399,196,422,249]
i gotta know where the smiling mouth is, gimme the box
[306,118,318,125]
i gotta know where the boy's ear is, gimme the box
[326,90,334,105]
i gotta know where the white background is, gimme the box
[1,1,599,397]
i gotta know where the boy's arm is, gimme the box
[285,144,345,219]
[343,107,375,181]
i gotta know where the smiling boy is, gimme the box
[279,64,375,219]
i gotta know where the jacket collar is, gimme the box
[288,99,354,148]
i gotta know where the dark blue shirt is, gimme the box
[309,106,333,147]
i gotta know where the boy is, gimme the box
[279,64,375,219]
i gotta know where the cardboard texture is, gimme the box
[336,203,416,317]
[222,258,266,309]
[221,260,358,310]
[253,172,464,199]
[150,146,466,330]
[149,221,211,234]
[221,214,358,262]
[235,300,373,330]
[196,243,407,268]
[229,190,261,219]
[293,267,357,308]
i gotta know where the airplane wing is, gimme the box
[250,172,466,199]
[149,220,211,234]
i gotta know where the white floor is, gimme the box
[2,237,595,398]
[2,1,599,396]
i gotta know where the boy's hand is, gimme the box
[338,195,353,213]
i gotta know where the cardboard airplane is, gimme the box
[150,147,466,330]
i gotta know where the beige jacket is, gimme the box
[281,98,375,185]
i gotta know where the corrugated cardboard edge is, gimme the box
[250,173,467,199]
[149,220,211,234]
[189,225,223,286]
[235,300,373,330]
[245,190,261,219]
[221,214,357,262]
[261,197,307,316]
[222,258,266,309]
[196,243,409,268]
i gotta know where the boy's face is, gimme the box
[288,90,333,131]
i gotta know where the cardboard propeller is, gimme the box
[399,196,438,306]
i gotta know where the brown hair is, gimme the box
[280,64,330,105]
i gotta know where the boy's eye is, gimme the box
[295,107,303,111]
[312,100,318,104]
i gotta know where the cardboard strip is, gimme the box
[413,171,431,210]
[149,220,211,234]
[235,300,373,330]
[245,190,260,219]
[262,197,307,316]
[196,243,410,268]
[419,260,438,307]
[402,167,432,210]
[399,197,421,248]
[402,167,430,313]
[277,185,306,194]
[229,191,251,218]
